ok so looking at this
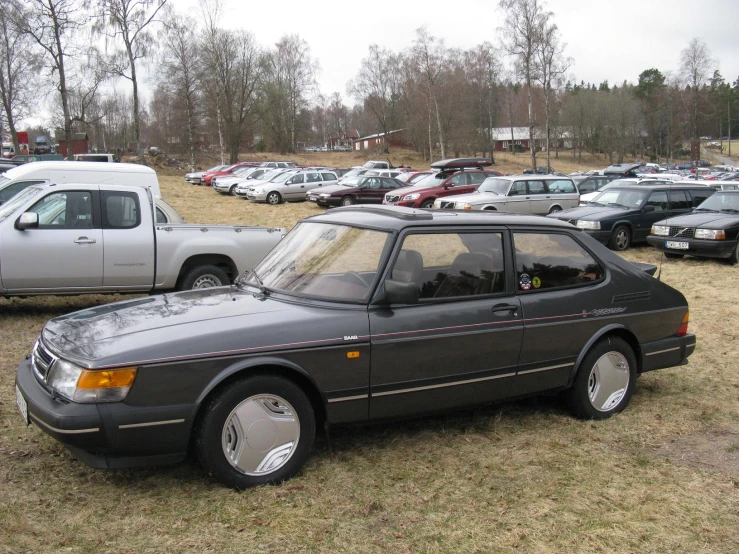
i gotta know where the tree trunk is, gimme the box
[55,29,73,161]
[127,42,143,165]
[527,78,536,170]
[544,85,551,171]
[427,106,433,161]
[433,94,445,160]
[216,92,225,166]
[186,102,196,172]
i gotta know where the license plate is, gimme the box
[665,241,689,250]
[16,385,29,425]
[308,196,317,201]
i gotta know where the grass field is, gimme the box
[1,153,738,553]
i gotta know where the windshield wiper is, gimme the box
[608,203,631,209]
[693,208,718,212]
[240,269,270,296]
[719,208,739,214]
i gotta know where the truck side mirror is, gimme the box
[15,212,39,230]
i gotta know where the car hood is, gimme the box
[317,184,353,196]
[185,171,205,178]
[41,288,365,369]
[549,205,633,220]
[654,211,739,229]
[444,191,500,204]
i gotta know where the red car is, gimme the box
[383,158,502,208]
[201,162,260,186]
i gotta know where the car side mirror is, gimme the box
[15,212,39,230]
[378,279,419,305]
[643,205,655,212]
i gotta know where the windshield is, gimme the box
[408,173,447,189]
[0,176,9,187]
[234,167,253,176]
[696,193,739,212]
[246,222,391,302]
[337,176,361,188]
[207,165,225,172]
[0,186,42,222]
[590,189,647,208]
[478,178,511,195]
[270,171,295,183]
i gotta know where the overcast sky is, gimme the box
[179,0,738,102]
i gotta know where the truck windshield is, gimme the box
[245,222,391,303]
[0,186,42,222]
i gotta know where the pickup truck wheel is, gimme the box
[564,337,637,420]
[266,191,282,205]
[180,265,229,290]
[608,225,631,251]
[341,195,355,206]
[195,375,315,489]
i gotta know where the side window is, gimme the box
[155,207,168,224]
[468,172,488,185]
[0,181,44,203]
[578,180,594,194]
[289,173,305,184]
[548,179,576,193]
[394,232,506,299]
[689,189,713,206]
[321,172,337,181]
[645,191,668,211]
[509,181,527,196]
[381,178,399,189]
[28,191,93,229]
[668,190,689,210]
[366,178,381,190]
[305,172,320,182]
[103,192,140,229]
[527,180,547,194]
[513,233,604,291]
[447,173,467,187]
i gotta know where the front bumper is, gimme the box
[246,192,267,202]
[15,358,191,469]
[582,229,613,244]
[646,236,736,258]
[640,333,696,373]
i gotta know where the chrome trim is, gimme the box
[327,394,368,404]
[645,347,680,356]
[517,363,573,375]
[30,414,99,434]
[372,372,516,397]
[118,419,186,429]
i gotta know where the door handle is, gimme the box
[492,303,518,316]
[74,237,96,244]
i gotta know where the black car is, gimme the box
[16,206,696,489]
[309,175,404,207]
[647,190,739,263]
[548,184,715,251]
[572,174,621,195]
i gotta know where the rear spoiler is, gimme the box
[631,261,658,276]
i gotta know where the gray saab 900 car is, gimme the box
[16,206,696,489]
[434,175,579,214]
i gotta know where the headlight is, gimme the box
[47,357,137,403]
[319,193,331,198]
[651,225,669,236]
[456,202,471,210]
[695,229,726,240]
[402,193,420,201]
[576,220,601,230]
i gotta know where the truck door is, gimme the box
[100,189,156,287]
[0,189,103,290]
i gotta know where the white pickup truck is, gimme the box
[0,183,284,296]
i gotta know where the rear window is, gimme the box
[103,192,140,229]
[546,179,576,193]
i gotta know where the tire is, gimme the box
[229,184,238,196]
[548,205,562,214]
[179,264,229,290]
[420,199,435,209]
[608,225,631,251]
[266,191,282,205]
[195,375,316,489]
[728,243,739,266]
[564,336,637,420]
[664,252,684,259]
[341,195,355,206]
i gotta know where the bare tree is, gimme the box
[93,0,168,163]
[535,19,569,170]
[0,1,41,153]
[464,43,502,161]
[679,38,714,157]
[20,0,88,160]
[160,13,201,171]
[499,0,550,170]
[411,27,448,160]
[348,45,402,153]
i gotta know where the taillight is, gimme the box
[677,310,689,337]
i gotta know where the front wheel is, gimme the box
[195,375,316,489]
[229,184,238,196]
[728,243,739,266]
[179,264,229,290]
[608,225,631,251]
[420,199,435,209]
[341,195,355,206]
[266,191,282,205]
[564,337,637,420]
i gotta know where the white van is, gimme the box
[0,161,160,205]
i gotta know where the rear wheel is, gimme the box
[548,205,562,214]
[608,225,631,251]
[341,195,355,206]
[179,264,229,290]
[195,375,316,489]
[565,337,637,420]
[266,191,282,205]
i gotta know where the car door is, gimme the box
[357,177,381,203]
[526,180,548,214]
[0,189,103,290]
[437,171,470,199]
[368,229,523,419]
[634,190,669,241]
[300,171,324,198]
[282,172,305,201]
[374,178,402,203]
[504,180,530,213]
[510,231,608,396]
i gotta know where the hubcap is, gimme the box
[192,274,222,288]
[587,351,630,412]
[268,193,279,204]
[342,198,353,205]
[221,395,300,476]
[549,206,561,213]
[616,230,628,250]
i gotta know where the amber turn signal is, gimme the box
[77,367,138,389]
[346,351,360,359]
[676,310,689,337]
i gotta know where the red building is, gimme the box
[58,133,89,157]
[353,129,412,151]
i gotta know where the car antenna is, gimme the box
[656,251,664,281]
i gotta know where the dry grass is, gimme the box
[1,155,738,553]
